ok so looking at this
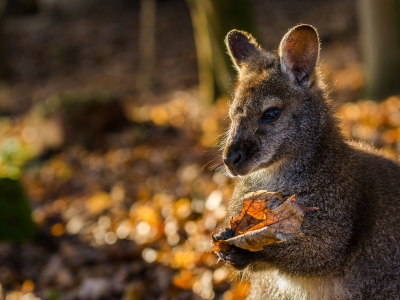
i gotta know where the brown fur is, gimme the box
[213,25,400,299]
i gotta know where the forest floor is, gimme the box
[1,0,399,299]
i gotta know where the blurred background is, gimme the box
[0,0,399,299]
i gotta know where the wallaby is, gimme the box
[213,24,400,300]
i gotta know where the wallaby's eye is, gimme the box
[261,107,281,123]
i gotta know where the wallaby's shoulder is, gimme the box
[347,141,400,199]
[348,141,400,177]
[348,140,399,162]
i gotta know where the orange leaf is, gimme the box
[230,191,284,234]
[212,191,317,252]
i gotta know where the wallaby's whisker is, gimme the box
[202,156,222,170]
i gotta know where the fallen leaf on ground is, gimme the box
[212,191,317,252]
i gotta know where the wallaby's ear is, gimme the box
[226,30,261,72]
[279,24,320,87]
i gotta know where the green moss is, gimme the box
[0,178,36,241]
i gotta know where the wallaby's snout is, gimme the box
[222,116,257,176]
[223,118,263,176]
[223,148,243,172]
[223,141,247,176]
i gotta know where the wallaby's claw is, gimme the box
[215,247,253,270]
[212,228,234,241]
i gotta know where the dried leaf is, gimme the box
[212,191,317,252]
[230,191,284,234]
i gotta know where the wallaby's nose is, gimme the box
[224,150,243,169]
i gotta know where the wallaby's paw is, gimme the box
[211,228,253,270]
[215,246,253,270]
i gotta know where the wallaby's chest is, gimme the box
[249,269,347,300]
[235,169,311,204]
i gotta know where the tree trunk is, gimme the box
[186,0,255,106]
[358,0,400,101]
[0,0,9,80]
[137,0,156,93]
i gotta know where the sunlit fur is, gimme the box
[217,25,400,299]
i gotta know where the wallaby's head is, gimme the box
[222,24,331,177]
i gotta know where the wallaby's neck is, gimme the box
[284,112,347,179]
